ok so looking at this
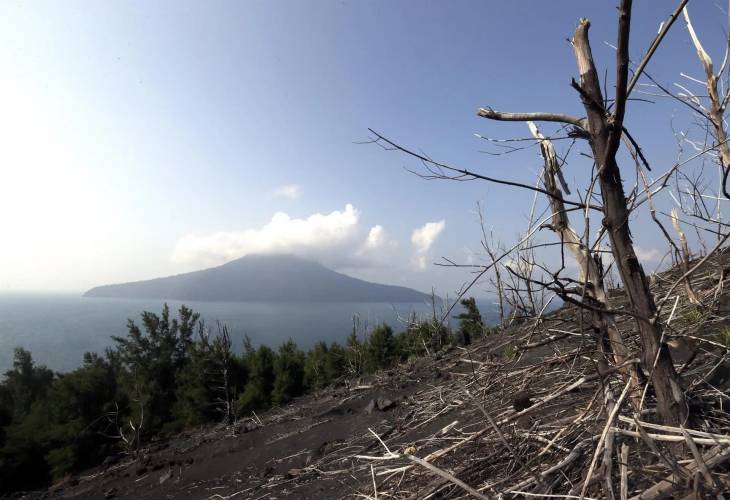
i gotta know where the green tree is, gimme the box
[454,297,484,345]
[0,349,55,491]
[272,340,305,405]
[304,341,330,390]
[111,304,200,435]
[2,348,54,420]
[42,352,122,478]
[325,342,346,384]
[364,324,396,372]
[237,344,275,413]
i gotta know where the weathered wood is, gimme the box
[475,0,688,425]
[683,6,730,195]
[670,208,700,305]
[528,121,640,410]
[571,5,688,425]
[630,446,730,500]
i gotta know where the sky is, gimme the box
[0,1,727,297]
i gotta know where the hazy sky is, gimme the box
[0,1,725,295]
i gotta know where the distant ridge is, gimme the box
[84,254,432,303]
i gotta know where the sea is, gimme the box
[0,293,498,373]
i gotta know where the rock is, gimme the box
[241,420,259,433]
[364,399,377,414]
[159,468,172,485]
[104,487,118,499]
[286,468,303,478]
[376,398,395,411]
[513,391,533,412]
[365,398,396,414]
[102,453,122,467]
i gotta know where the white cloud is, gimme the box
[414,255,428,270]
[635,246,663,263]
[272,184,302,200]
[173,204,360,268]
[355,225,398,265]
[410,220,445,270]
[411,220,445,254]
[364,225,385,249]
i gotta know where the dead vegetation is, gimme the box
[181,251,730,500]
[345,1,730,497]
[346,251,730,499]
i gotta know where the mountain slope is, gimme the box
[83,254,431,302]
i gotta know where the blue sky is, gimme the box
[0,1,726,296]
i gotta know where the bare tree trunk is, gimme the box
[480,219,506,329]
[571,8,687,425]
[682,7,730,296]
[683,7,730,175]
[670,208,700,305]
[529,122,641,410]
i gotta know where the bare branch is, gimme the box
[477,107,587,129]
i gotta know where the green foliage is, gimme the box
[718,328,730,348]
[324,342,347,384]
[112,304,200,435]
[0,349,125,489]
[174,322,247,427]
[43,352,123,477]
[454,297,484,345]
[398,315,452,357]
[503,344,518,360]
[683,306,703,324]
[364,324,396,372]
[3,348,54,420]
[236,344,275,414]
[304,341,331,390]
[271,340,306,405]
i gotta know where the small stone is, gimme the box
[104,487,118,499]
[376,398,395,411]
[159,468,172,485]
[239,420,259,433]
[364,399,376,414]
[286,468,303,478]
[102,453,121,467]
[513,391,533,412]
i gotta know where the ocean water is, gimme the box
[0,293,495,373]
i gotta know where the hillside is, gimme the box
[84,254,432,303]
[32,251,730,499]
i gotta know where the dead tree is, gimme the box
[478,206,507,329]
[683,6,730,199]
[478,1,687,425]
[210,322,235,424]
[529,121,641,409]
[368,0,695,425]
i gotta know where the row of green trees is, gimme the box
[0,299,489,492]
